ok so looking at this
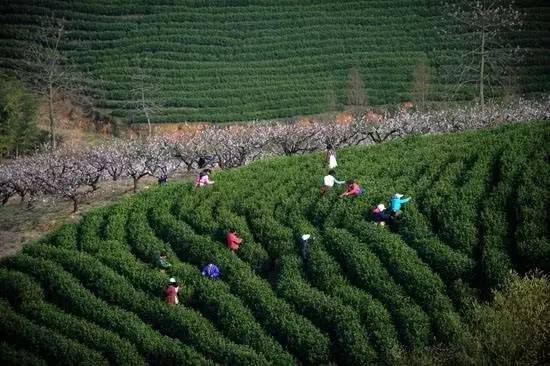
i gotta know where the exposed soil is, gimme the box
[0,175,191,260]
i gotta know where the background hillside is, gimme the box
[0,0,549,123]
[0,122,548,365]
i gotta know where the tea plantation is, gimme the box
[0,0,549,122]
[0,121,548,365]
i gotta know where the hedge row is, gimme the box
[345,222,469,348]
[0,298,109,366]
[174,196,272,274]
[277,254,377,365]
[515,153,550,272]
[324,227,431,350]
[3,253,214,365]
[122,206,298,365]
[0,268,147,366]
[0,342,47,366]
[396,204,475,282]
[2,0,547,122]
[23,244,268,366]
[148,205,332,365]
[274,209,404,364]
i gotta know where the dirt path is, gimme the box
[0,175,192,260]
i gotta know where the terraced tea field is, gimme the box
[0,121,548,364]
[0,0,549,122]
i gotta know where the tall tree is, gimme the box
[411,58,431,111]
[444,0,523,112]
[347,67,368,118]
[21,15,87,150]
[0,77,39,158]
[131,59,162,138]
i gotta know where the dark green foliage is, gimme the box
[325,227,432,350]
[3,254,213,365]
[0,1,548,122]
[1,122,548,365]
[277,255,377,365]
[397,204,475,282]
[0,342,47,366]
[23,244,268,366]
[0,298,109,366]
[0,269,148,366]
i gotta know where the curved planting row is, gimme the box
[148,204,332,365]
[1,122,548,364]
[22,244,267,365]
[3,254,213,365]
[0,269,147,366]
[1,1,548,121]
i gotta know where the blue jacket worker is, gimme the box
[202,263,221,279]
[390,193,411,216]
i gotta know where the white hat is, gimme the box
[169,277,176,283]
[377,204,386,211]
[301,234,311,241]
[394,193,404,199]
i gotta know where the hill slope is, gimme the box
[0,121,549,364]
[0,0,549,122]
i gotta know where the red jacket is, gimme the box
[227,232,243,251]
[346,183,361,196]
[166,285,179,305]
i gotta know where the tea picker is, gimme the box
[390,193,411,217]
[341,180,364,198]
[372,203,390,226]
[166,277,180,305]
[195,169,214,188]
[227,229,243,252]
[157,252,172,272]
[202,263,221,279]
[300,234,311,261]
[326,144,338,169]
[321,169,345,195]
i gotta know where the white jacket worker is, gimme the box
[321,170,345,195]
[326,145,337,169]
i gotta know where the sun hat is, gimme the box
[394,193,404,199]
[377,203,386,211]
[169,277,176,283]
[301,234,311,241]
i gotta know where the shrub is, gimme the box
[346,221,470,348]
[0,342,47,366]
[324,227,431,350]
[149,206,331,365]
[0,298,109,366]
[396,204,475,282]
[277,254,377,365]
[0,268,147,366]
[23,244,267,366]
[3,254,213,365]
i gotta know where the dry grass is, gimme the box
[0,175,192,259]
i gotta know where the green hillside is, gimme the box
[0,121,548,364]
[0,0,549,123]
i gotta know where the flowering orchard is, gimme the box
[1,98,549,212]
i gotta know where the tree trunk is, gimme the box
[141,88,152,138]
[133,176,138,193]
[48,83,56,150]
[71,197,79,213]
[480,23,486,114]
[147,115,152,138]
